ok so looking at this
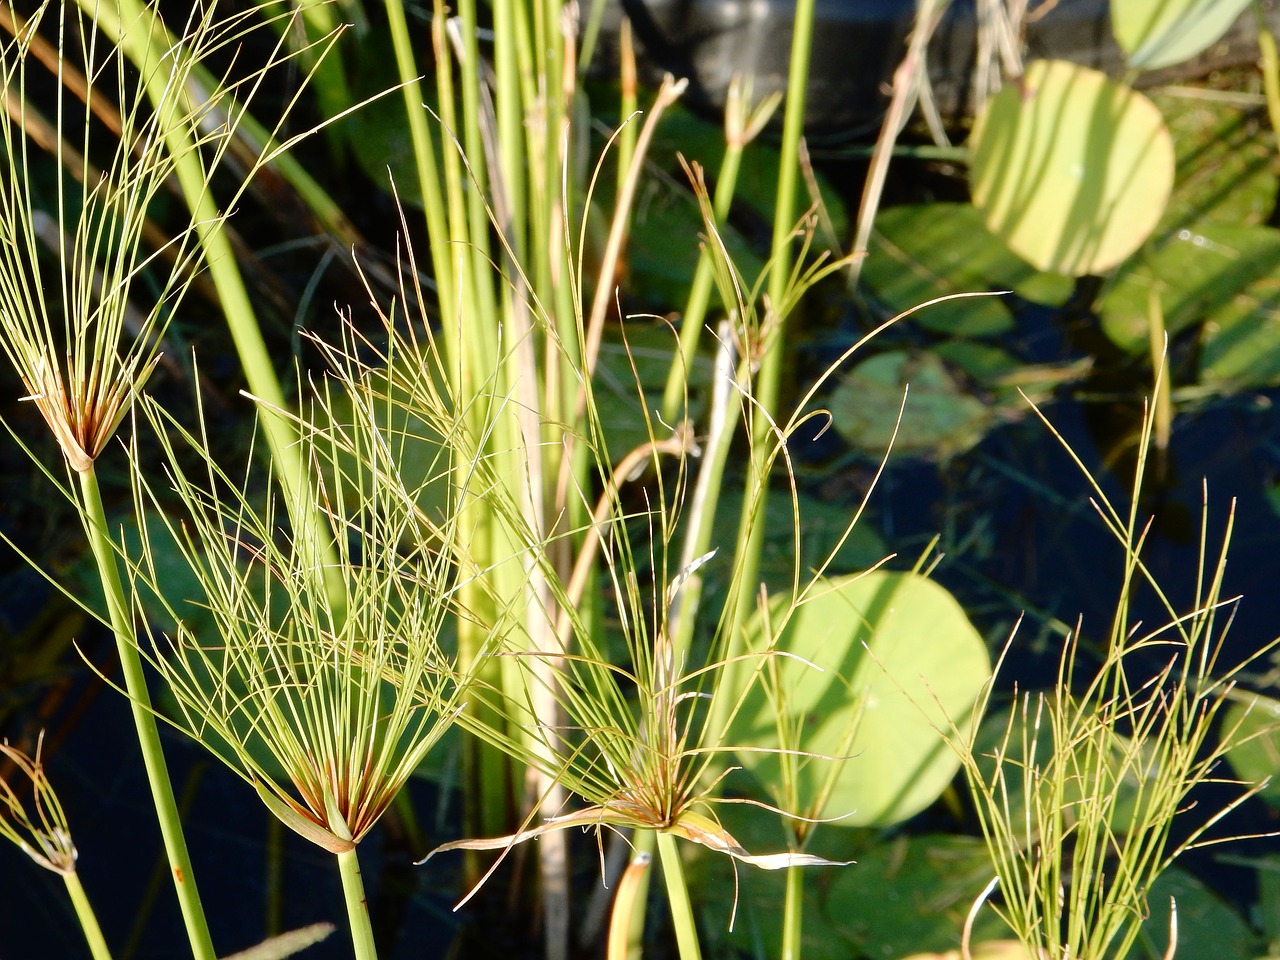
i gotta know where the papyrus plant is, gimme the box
[0,4,332,956]
[123,366,476,960]
[0,733,110,960]
[320,213,858,960]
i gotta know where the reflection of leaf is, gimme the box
[970,60,1174,277]
[829,351,994,459]
[732,571,991,827]
[1112,0,1253,70]
[864,204,1073,335]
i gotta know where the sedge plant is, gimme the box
[318,164,871,960]
[952,391,1280,960]
[0,733,111,960]
[0,4,336,955]
[120,361,479,960]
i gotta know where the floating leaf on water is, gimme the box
[828,350,995,459]
[732,570,991,828]
[899,942,1040,960]
[1222,692,1280,807]
[1135,869,1256,960]
[1097,223,1280,386]
[1155,90,1278,230]
[863,204,1072,335]
[970,60,1174,277]
[1112,0,1254,70]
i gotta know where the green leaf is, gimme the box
[824,834,1012,957]
[1112,0,1253,70]
[1156,90,1279,230]
[733,570,991,827]
[1132,869,1256,960]
[1222,692,1280,807]
[1096,224,1280,379]
[970,60,1174,277]
[828,350,995,459]
[864,203,1073,335]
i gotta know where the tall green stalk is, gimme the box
[79,466,215,960]
[94,0,339,596]
[63,871,114,960]
[656,832,703,960]
[336,849,378,960]
[728,0,816,636]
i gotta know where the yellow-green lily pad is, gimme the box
[829,350,995,459]
[970,60,1174,277]
[732,570,991,827]
[1097,224,1280,378]
[863,203,1073,335]
[1112,0,1253,70]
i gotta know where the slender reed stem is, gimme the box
[78,467,215,960]
[655,831,703,960]
[781,863,804,960]
[1255,2,1280,137]
[63,871,113,960]
[336,848,378,960]
[728,0,816,643]
[97,0,337,598]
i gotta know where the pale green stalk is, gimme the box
[79,466,215,960]
[384,0,457,348]
[336,849,378,960]
[780,859,804,960]
[656,832,703,960]
[728,0,816,637]
[95,0,332,582]
[63,871,113,960]
[1146,289,1171,457]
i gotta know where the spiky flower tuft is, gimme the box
[125,367,473,853]
[0,732,77,874]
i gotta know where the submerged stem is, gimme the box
[78,467,214,960]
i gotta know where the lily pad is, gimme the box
[1222,692,1280,807]
[1132,869,1255,960]
[1112,0,1253,70]
[1156,90,1278,231]
[732,570,991,827]
[1096,223,1280,383]
[828,350,995,459]
[825,834,1012,958]
[863,203,1073,335]
[970,60,1174,277]
[703,829,1009,960]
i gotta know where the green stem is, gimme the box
[729,0,817,644]
[781,864,804,960]
[655,832,702,960]
[97,0,342,605]
[78,468,214,960]
[63,871,113,960]
[336,848,379,960]
[1256,3,1280,141]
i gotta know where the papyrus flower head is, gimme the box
[0,732,77,874]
